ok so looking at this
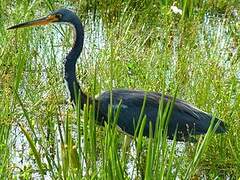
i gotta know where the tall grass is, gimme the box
[0,124,11,178]
[0,0,239,178]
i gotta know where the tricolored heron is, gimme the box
[8,9,226,141]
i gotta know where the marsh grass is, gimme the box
[0,0,239,179]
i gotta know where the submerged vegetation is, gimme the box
[0,0,239,179]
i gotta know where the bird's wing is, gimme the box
[168,98,225,138]
[97,89,161,136]
[97,89,226,140]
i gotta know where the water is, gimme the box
[9,12,106,178]
[8,8,239,178]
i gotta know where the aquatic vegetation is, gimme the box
[0,0,239,178]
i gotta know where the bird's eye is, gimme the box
[56,14,62,19]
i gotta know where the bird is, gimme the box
[8,8,226,141]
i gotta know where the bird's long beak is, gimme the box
[7,15,59,30]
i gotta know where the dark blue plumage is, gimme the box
[97,89,226,140]
[8,8,226,141]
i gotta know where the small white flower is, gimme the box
[171,5,183,15]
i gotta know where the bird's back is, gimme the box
[96,89,226,141]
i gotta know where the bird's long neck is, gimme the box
[64,18,88,109]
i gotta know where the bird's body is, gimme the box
[96,89,225,140]
[8,8,226,141]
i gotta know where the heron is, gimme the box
[8,8,226,141]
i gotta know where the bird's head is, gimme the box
[8,8,77,30]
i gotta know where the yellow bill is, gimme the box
[7,15,59,30]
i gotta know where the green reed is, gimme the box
[0,0,239,179]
